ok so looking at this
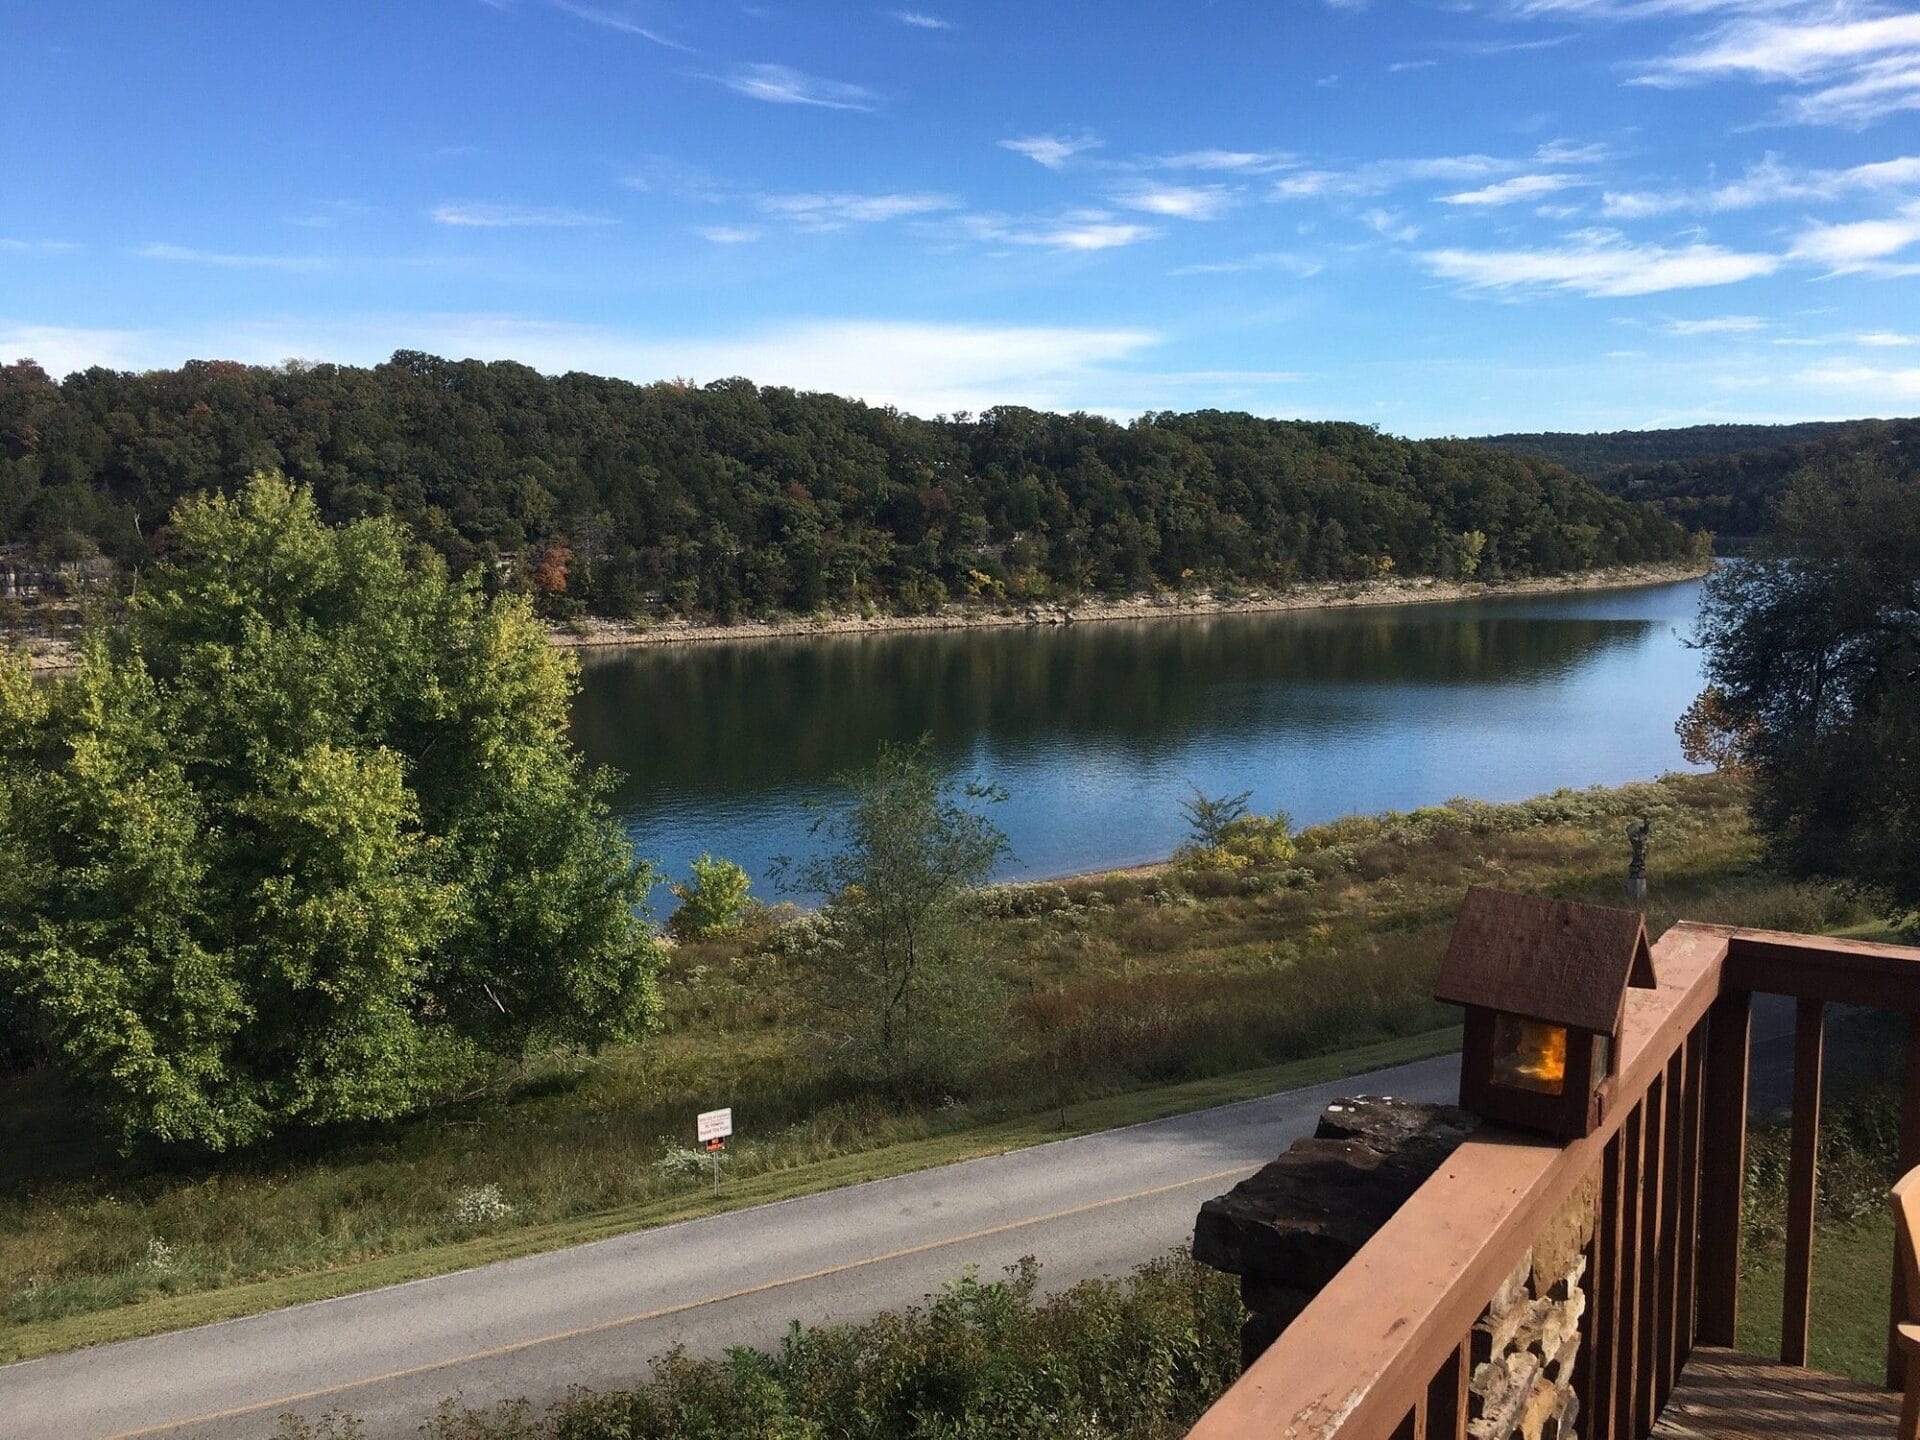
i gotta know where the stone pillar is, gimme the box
[1467,1176,1597,1440]
[1191,1096,1479,1368]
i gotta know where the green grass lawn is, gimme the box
[0,771,1879,1360]
[1740,1214,1899,1385]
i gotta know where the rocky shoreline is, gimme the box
[16,560,1708,673]
[547,560,1710,654]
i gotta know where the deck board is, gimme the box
[1651,1347,1902,1439]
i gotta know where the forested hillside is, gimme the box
[1,353,1694,620]
[1480,418,1920,537]
[1474,420,1882,477]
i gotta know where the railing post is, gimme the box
[1656,1048,1686,1410]
[1677,1027,1707,1364]
[1635,1076,1666,1436]
[1425,1338,1469,1440]
[1696,987,1751,1347]
[1590,1132,1624,1440]
[1782,997,1825,1367]
[1891,1014,1920,1389]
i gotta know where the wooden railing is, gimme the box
[1186,922,1920,1440]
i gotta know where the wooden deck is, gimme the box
[1651,1348,1903,1439]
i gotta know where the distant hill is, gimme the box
[1472,421,1885,478]
[0,353,1694,622]
[1475,418,1920,537]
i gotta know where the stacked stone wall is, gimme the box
[1467,1177,1598,1440]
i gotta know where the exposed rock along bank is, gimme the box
[549,560,1711,653]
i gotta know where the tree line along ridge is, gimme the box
[0,352,1700,620]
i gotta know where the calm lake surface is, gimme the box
[572,577,1708,896]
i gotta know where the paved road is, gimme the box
[0,1053,1461,1440]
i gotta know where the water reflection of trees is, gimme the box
[571,604,1659,808]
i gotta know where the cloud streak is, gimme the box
[1112,183,1234,220]
[1,314,1166,419]
[759,191,960,229]
[1440,173,1580,205]
[999,133,1102,169]
[1602,153,1920,217]
[134,242,334,271]
[718,64,876,110]
[1630,11,1920,126]
[548,0,691,50]
[1422,233,1779,296]
[432,202,616,228]
[957,210,1160,252]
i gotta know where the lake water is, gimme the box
[571,577,1709,898]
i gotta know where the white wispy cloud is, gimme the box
[0,238,80,253]
[1797,358,1920,398]
[1534,139,1612,165]
[759,191,960,229]
[1789,204,1920,272]
[1170,251,1324,277]
[719,63,876,110]
[957,209,1159,252]
[698,225,761,244]
[1111,183,1234,220]
[1362,207,1422,242]
[1440,173,1580,205]
[1273,154,1515,200]
[1665,315,1767,334]
[1155,149,1295,173]
[1632,11,1920,126]
[1603,153,1920,217]
[0,323,150,376]
[134,242,334,271]
[432,202,616,228]
[1,314,1165,419]
[1389,59,1438,72]
[549,0,690,49]
[888,10,952,28]
[999,133,1102,169]
[1421,232,1780,296]
[1857,330,1917,345]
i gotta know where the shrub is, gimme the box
[670,854,754,940]
[1177,807,1297,875]
[283,1251,1241,1440]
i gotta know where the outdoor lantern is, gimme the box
[1434,887,1657,1141]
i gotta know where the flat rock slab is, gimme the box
[1193,1094,1479,1291]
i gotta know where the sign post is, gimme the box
[696,1107,733,1191]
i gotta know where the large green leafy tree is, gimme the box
[0,474,662,1148]
[1691,456,1920,909]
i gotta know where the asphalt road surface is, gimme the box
[0,1053,1462,1440]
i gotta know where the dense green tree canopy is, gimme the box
[1692,454,1920,910]
[0,354,1694,620]
[0,475,662,1147]
[1481,417,1920,537]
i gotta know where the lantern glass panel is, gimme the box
[1489,1015,1568,1096]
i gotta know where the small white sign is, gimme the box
[697,1107,733,1143]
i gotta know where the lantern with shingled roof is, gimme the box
[1435,887,1658,1140]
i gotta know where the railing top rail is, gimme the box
[1186,922,1732,1440]
[1726,927,1920,1011]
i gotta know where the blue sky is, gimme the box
[3,0,1919,434]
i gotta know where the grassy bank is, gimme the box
[0,771,1871,1360]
